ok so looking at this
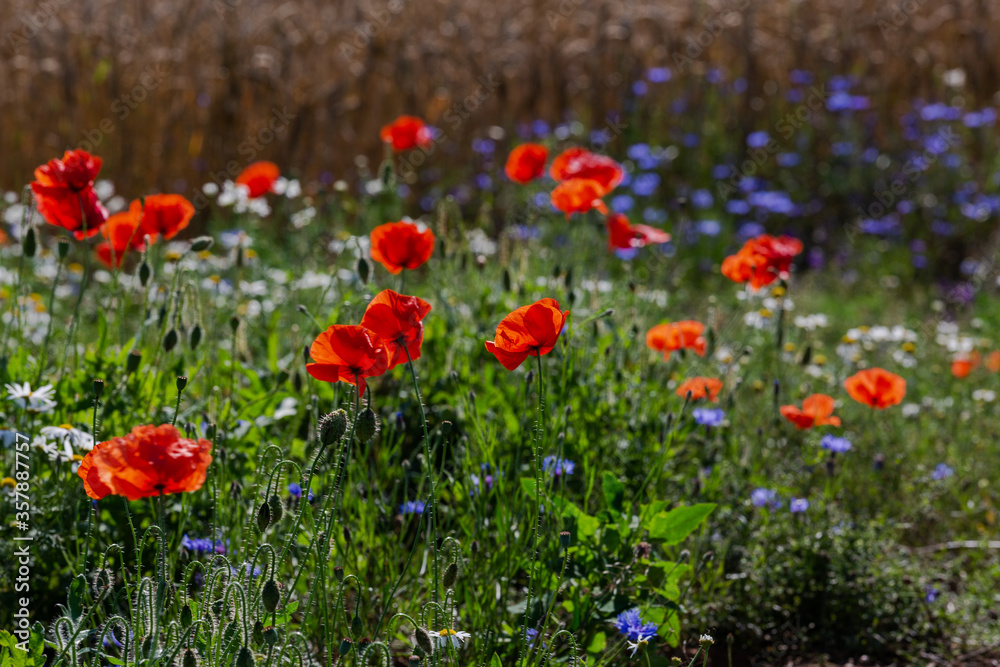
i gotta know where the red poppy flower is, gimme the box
[780,394,841,430]
[359,289,432,370]
[380,116,434,152]
[77,424,212,501]
[606,213,670,252]
[96,205,147,268]
[844,368,906,409]
[721,234,803,290]
[30,149,109,239]
[551,179,609,218]
[505,143,548,184]
[675,377,723,402]
[549,147,623,193]
[139,194,196,240]
[235,161,280,198]
[485,298,569,370]
[307,325,389,396]
[986,351,1000,373]
[646,320,706,360]
[950,351,980,378]
[369,221,435,274]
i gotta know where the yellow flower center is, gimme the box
[1,477,16,488]
[901,342,916,353]
[438,629,457,637]
[72,455,85,462]
[759,308,773,318]
[60,423,73,430]
[814,354,828,365]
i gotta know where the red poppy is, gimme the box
[505,144,548,184]
[235,161,280,198]
[369,221,435,274]
[77,424,212,501]
[986,351,1000,373]
[549,147,623,193]
[843,368,906,409]
[380,116,434,152]
[551,179,609,218]
[721,234,803,290]
[96,205,147,268]
[485,298,569,370]
[780,394,841,430]
[675,377,723,402]
[307,325,389,396]
[359,289,432,370]
[606,213,670,252]
[138,194,196,240]
[646,320,706,360]
[951,351,980,378]
[30,149,109,239]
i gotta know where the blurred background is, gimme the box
[2,0,998,195]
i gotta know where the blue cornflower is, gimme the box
[632,80,648,96]
[542,456,575,478]
[820,435,852,453]
[614,608,657,655]
[691,188,714,209]
[789,497,810,513]
[611,195,635,213]
[931,463,954,480]
[400,500,426,515]
[925,585,940,602]
[627,143,651,161]
[288,482,315,502]
[696,220,721,237]
[747,131,770,148]
[470,463,496,496]
[181,534,226,556]
[631,173,660,197]
[646,67,671,83]
[751,488,781,509]
[776,152,800,167]
[525,628,547,649]
[693,408,725,427]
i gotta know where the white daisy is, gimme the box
[5,382,58,413]
[40,424,95,451]
[429,628,471,649]
[626,632,653,657]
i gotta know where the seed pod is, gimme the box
[334,566,344,582]
[235,646,254,667]
[190,236,214,252]
[440,421,452,435]
[139,261,151,287]
[339,638,353,656]
[23,227,36,258]
[189,324,203,350]
[163,329,178,352]
[442,562,458,588]
[357,407,379,443]
[58,237,70,259]
[93,378,105,399]
[357,257,370,283]
[319,409,348,446]
[268,495,283,523]
[263,627,278,646]
[262,580,280,613]
[256,502,271,532]
[183,649,197,667]
[252,620,264,645]
[230,316,240,333]
[559,531,571,548]
[415,627,433,655]
[176,376,188,392]
[350,614,363,638]
[502,268,512,292]
[408,656,421,667]
[181,604,193,628]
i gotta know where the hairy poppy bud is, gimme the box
[139,261,151,287]
[189,324,203,350]
[357,407,379,443]
[23,226,36,257]
[235,646,254,667]
[252,620,264,645]
[256,502,270,532]
[58,236,70,259]
[163,329,178,352]
[319,409,348,446]
[442,562,458,588]
[358,257,370,284]
[262,580,280,613]
[351,614,363,638]
[268,495,283,523]
[183,649,198,667]
[190,236,214,252]
[334,565,344,582]
[415,627,433,654]
[339,638,353,656]
[230,316,240,333]
[181,604,193,628]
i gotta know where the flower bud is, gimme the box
[163,329,178,352]
[139,261,151,287]
[23,227,36,258]
[190,236,214,252]
[252,620,264,645]
[319,409,348,446]
[256,502,271,532]
[57,237,70,259]
[230,316,240,333]
[357,407,379,443]
[415,627,433,654]
[268,495,283,523]
[440,421,452,435]
[334,566,344,582]
[351,614,363,638]
[559,531,571,548]
[183,649,198,667]
[93,378,105,399]
[189,324,203,350]
[235,646,254,667]
[358,257,370,283]
[263,627,278,646]
[176,376,188,392]
[339,638,353,656]
[442,562,458,588]
[181,604,193,628]
[262,579,280,613]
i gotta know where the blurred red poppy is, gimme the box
[236,161,280,198]
[369,221,435,274]
[505,143,548,184]
[380,116,434,152]
[951,351,980,378]
[986,351,1000,373]
[307,324,389,396]
[549,147,623,193]
[96,204,147,268]
[721,234,803,289]
[551,179,609,218]
[30,149,109,239]
[139,194,196,240]
[780,394,841,430]
[78,424,212,501]
[844,367,906,409]
[606,213,670,252]
[646,320,706,360]
[485,298,569,370]
[676,377,723,402]
[360,289,432,370]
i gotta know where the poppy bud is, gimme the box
[275,369,289,387]
[93,378,105,399]
[351,614,363,638]
[440,421,452,435]
[568,290,577,306]
[230,316,240,333]
[236,247,245,268]
[302,345,311,365]
[525,370,534,385]
[409,656,421,667]
[262,579,280,613]
[565,267,574,290]
[252,620,264,645]
[319,409,348,446]
[415,627,433,654]
[23,226,36,257]
[190,236,214,252]
[206,423,217,440]
[139,261,151,287]
[268,495,283,523]
[256,502,271,532]
[471,540,479,555]
[560,531,571,548]
[181,604,193,628]
[176,376,188,392]
[263,627,278,646]
[442,562,458,588]
[358,257,370,283]
[343,525,352,543]
[702,551,714,563]
[502,268,512,292]
[339,638,353,656]
[163,329,178,352]
[189,324,203,350]
[634,541,652,559]
[334,565,344,582]
[800,344,812,366]
[357,407,379,443]
[235,646,254,667]
[183,649,198,667]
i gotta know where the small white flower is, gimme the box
[429,628,471,649]
[626,635,651,657]
[973,389,996,403]
[5,382,58,413]
[40,424,94,451]
[272,397,298,420]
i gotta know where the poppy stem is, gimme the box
[520,352,547,667]
[403,346,438,608]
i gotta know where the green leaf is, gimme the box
[601,471,624,513]
[520,477,539,498]
[586,631,606,653]
[491,653,503,667]
[646,504,716,545]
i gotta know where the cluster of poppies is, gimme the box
[29,150,281,268]
[721,233,804,290]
